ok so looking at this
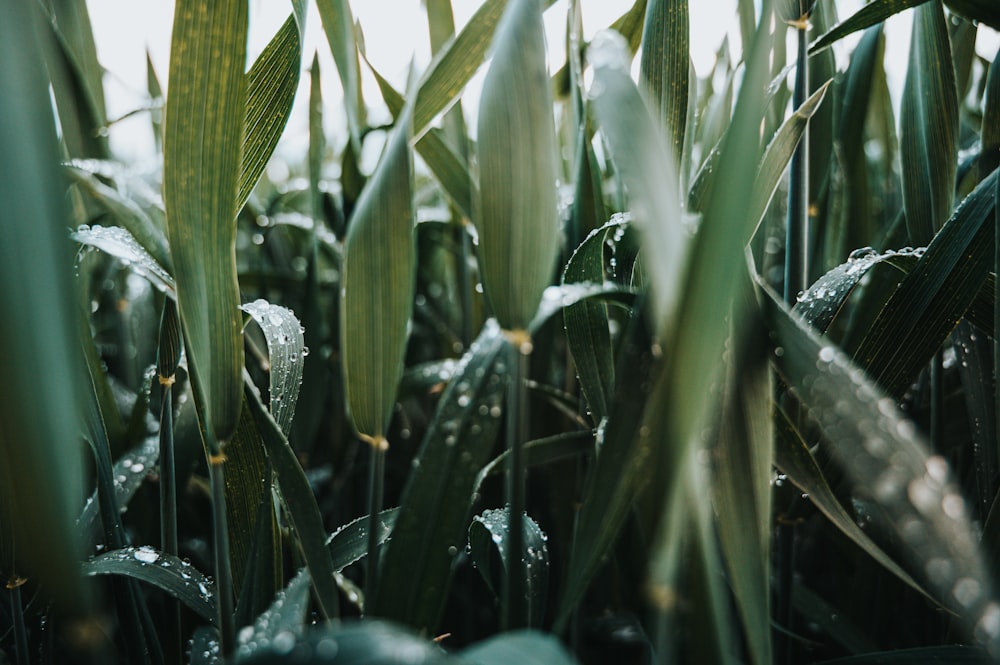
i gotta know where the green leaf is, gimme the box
[555,305,656,628]
[315,0,365,151]
[587,30,682,332]
[760,283,995,628]
[77,437,160,547]
[812,645,993,664]
[82,547,216,623]
[0,0,89,613]
[461,631,578,665]
[328,508,399,572]
[363,56,474,220]
[980,49,1000,180]
[476,431,595,485]
[945,0,1000,29]
[468,507,549,628]
[809,0,927,55]
[238,4,306,212]
[372,321,508,632]
[562,219,633,422]
[900,0,957,245]
[414,0,507,138]
[241,300,305,436]
[476,0,559,331]
[72,224,175,297]
[340,84,415,443]
[712,316,773,665]
[853,170,998,397]
[246,382,340,620]
[639,0,688,157]
[750,80,832,237]
[234,568,311,661]
[65,165,172,273]
[237,620,450,664]
[773,405,932,601]
[164,0,248,443]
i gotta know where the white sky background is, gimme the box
[88,0,1000,167]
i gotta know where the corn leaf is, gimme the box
[900,0,957,245]
[476,0,559,331]
[340,86,415,442]
[164,0,248,443]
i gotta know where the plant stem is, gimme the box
[504,335,530,630]
[11,582,28,665]
[158,383,181,663]
[783,20,810,304]
[365,438,387,609]
[210,456,235,655]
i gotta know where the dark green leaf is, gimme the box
[461,631,577,665]
[809,0,927,54]
[246,382,340,620]
[468,507,549,628]
[328,508,399,572]
[82,547,215,623]
[234,568,311,661]
[372,321,508,632]
[900,0,957,245]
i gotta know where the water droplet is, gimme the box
[848,246,877,261]
[133,546,158,564]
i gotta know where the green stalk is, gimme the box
[210,458,235,654]
[779,10,810,664]
[156,299,180,661]
[365,440,387,607]
[10,581,28,665]
[783,18,810,303]
[503,335,530,630]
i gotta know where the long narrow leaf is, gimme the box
[164,0,248,442]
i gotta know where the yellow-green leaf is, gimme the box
[340,98,415,442]
[476,0,559,331]
[163,0,248,443]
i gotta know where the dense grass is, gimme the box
[3,0,1000,663]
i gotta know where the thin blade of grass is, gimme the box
[164,0,248,443]
[241,300,305,436]
[328,508,399,572]
[900,0,957,245]
[235,568,310,658]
